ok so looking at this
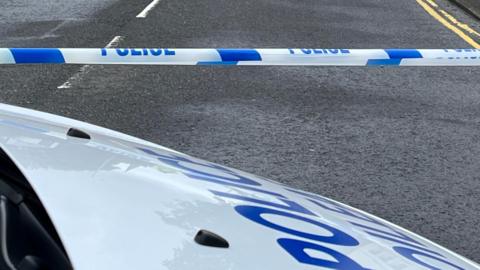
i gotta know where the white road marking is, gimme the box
[57,36,124,89]
[7,20,73,41]
[105,35,124,48]
[41,20,70,39]
[57,64,90,89]
[136,0,161,18]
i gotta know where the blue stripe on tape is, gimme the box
[384,49,422,59]
[367,59,402,66]
[216,49,262,62]
[9,48,65,64]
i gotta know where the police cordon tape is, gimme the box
[1,48,480,66]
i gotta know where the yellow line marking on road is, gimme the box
[416,0,480,48]
[439,10,480,38]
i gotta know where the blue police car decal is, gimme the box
[138,147,469,270]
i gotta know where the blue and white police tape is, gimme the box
[1,48,480,66]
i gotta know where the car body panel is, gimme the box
[0,103,478,270]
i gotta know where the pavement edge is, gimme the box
[448,0,480,20]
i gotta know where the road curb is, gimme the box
[449,0,480,20]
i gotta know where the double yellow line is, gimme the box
[416,0,480,48]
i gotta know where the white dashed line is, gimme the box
[57,36,124,89]
[57,0,159,89]
[136,0,161,18]
[105,35,124,48]
[41,20,71,39]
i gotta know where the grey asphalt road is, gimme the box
[1,0,480,263]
